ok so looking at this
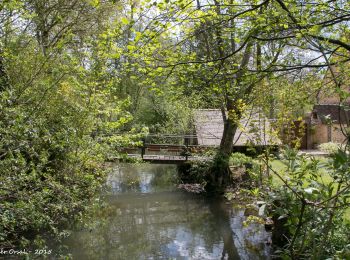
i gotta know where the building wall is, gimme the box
[331,124,347,143]
[312,124,328,146]
[312,124,347,146]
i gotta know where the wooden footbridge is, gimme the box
[114,127,278,164]
[123,154,211,164]
[117,134,215,164]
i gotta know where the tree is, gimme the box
[131,0,350,188]
[0,0,138,247]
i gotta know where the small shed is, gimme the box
[307,104,350,146]
[192,109,281,150]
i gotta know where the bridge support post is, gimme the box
[141,137,146,159]
[185,138,189,161]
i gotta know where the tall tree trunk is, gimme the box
[214,0,237,157]
[219,42,253,157]
[217,0,238,157]
[220,119,237,155]
[220,100,238,155]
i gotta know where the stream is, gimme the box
[61,163,271,260]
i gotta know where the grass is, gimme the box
[269,158,350,222]
[269,158,333,186]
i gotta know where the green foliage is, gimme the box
[229,152,253,167]
[265,147,350,259]
[318,142,341,155]
[0,83,109,247]
[0,0,133,248]
[177,160,210,185]
[2,0,350,254]
[133,90,192,136]
[227,152,265,191]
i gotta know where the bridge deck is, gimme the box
[121,154,210,164]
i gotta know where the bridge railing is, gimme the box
[138,134,219,159]
[113,133,219,159]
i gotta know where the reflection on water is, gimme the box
[107,164,178,194]
[64,164,270,260]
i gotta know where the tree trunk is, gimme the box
[220,98,240,156]
[220,117,237,156]
[208,103,239,192]
[218,41,253,157]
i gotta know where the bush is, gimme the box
[0,18,133,248]
[229,152,253,167]
[265,148,350,258]
[0,92,108,248]
[318,142,340,154]
[177,160,210,185]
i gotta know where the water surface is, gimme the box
[64,163,270,259]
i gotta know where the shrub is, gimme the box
[318,142,340,154]
[229,152,253,167]
[0,95,108,248]
[177,160,210,185]
[265,148,350,259]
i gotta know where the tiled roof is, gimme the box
[313,104,350,124]
[193,109,281,146]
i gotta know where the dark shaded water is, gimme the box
[63,164,270,259]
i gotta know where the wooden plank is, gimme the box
[115,153,211,164]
